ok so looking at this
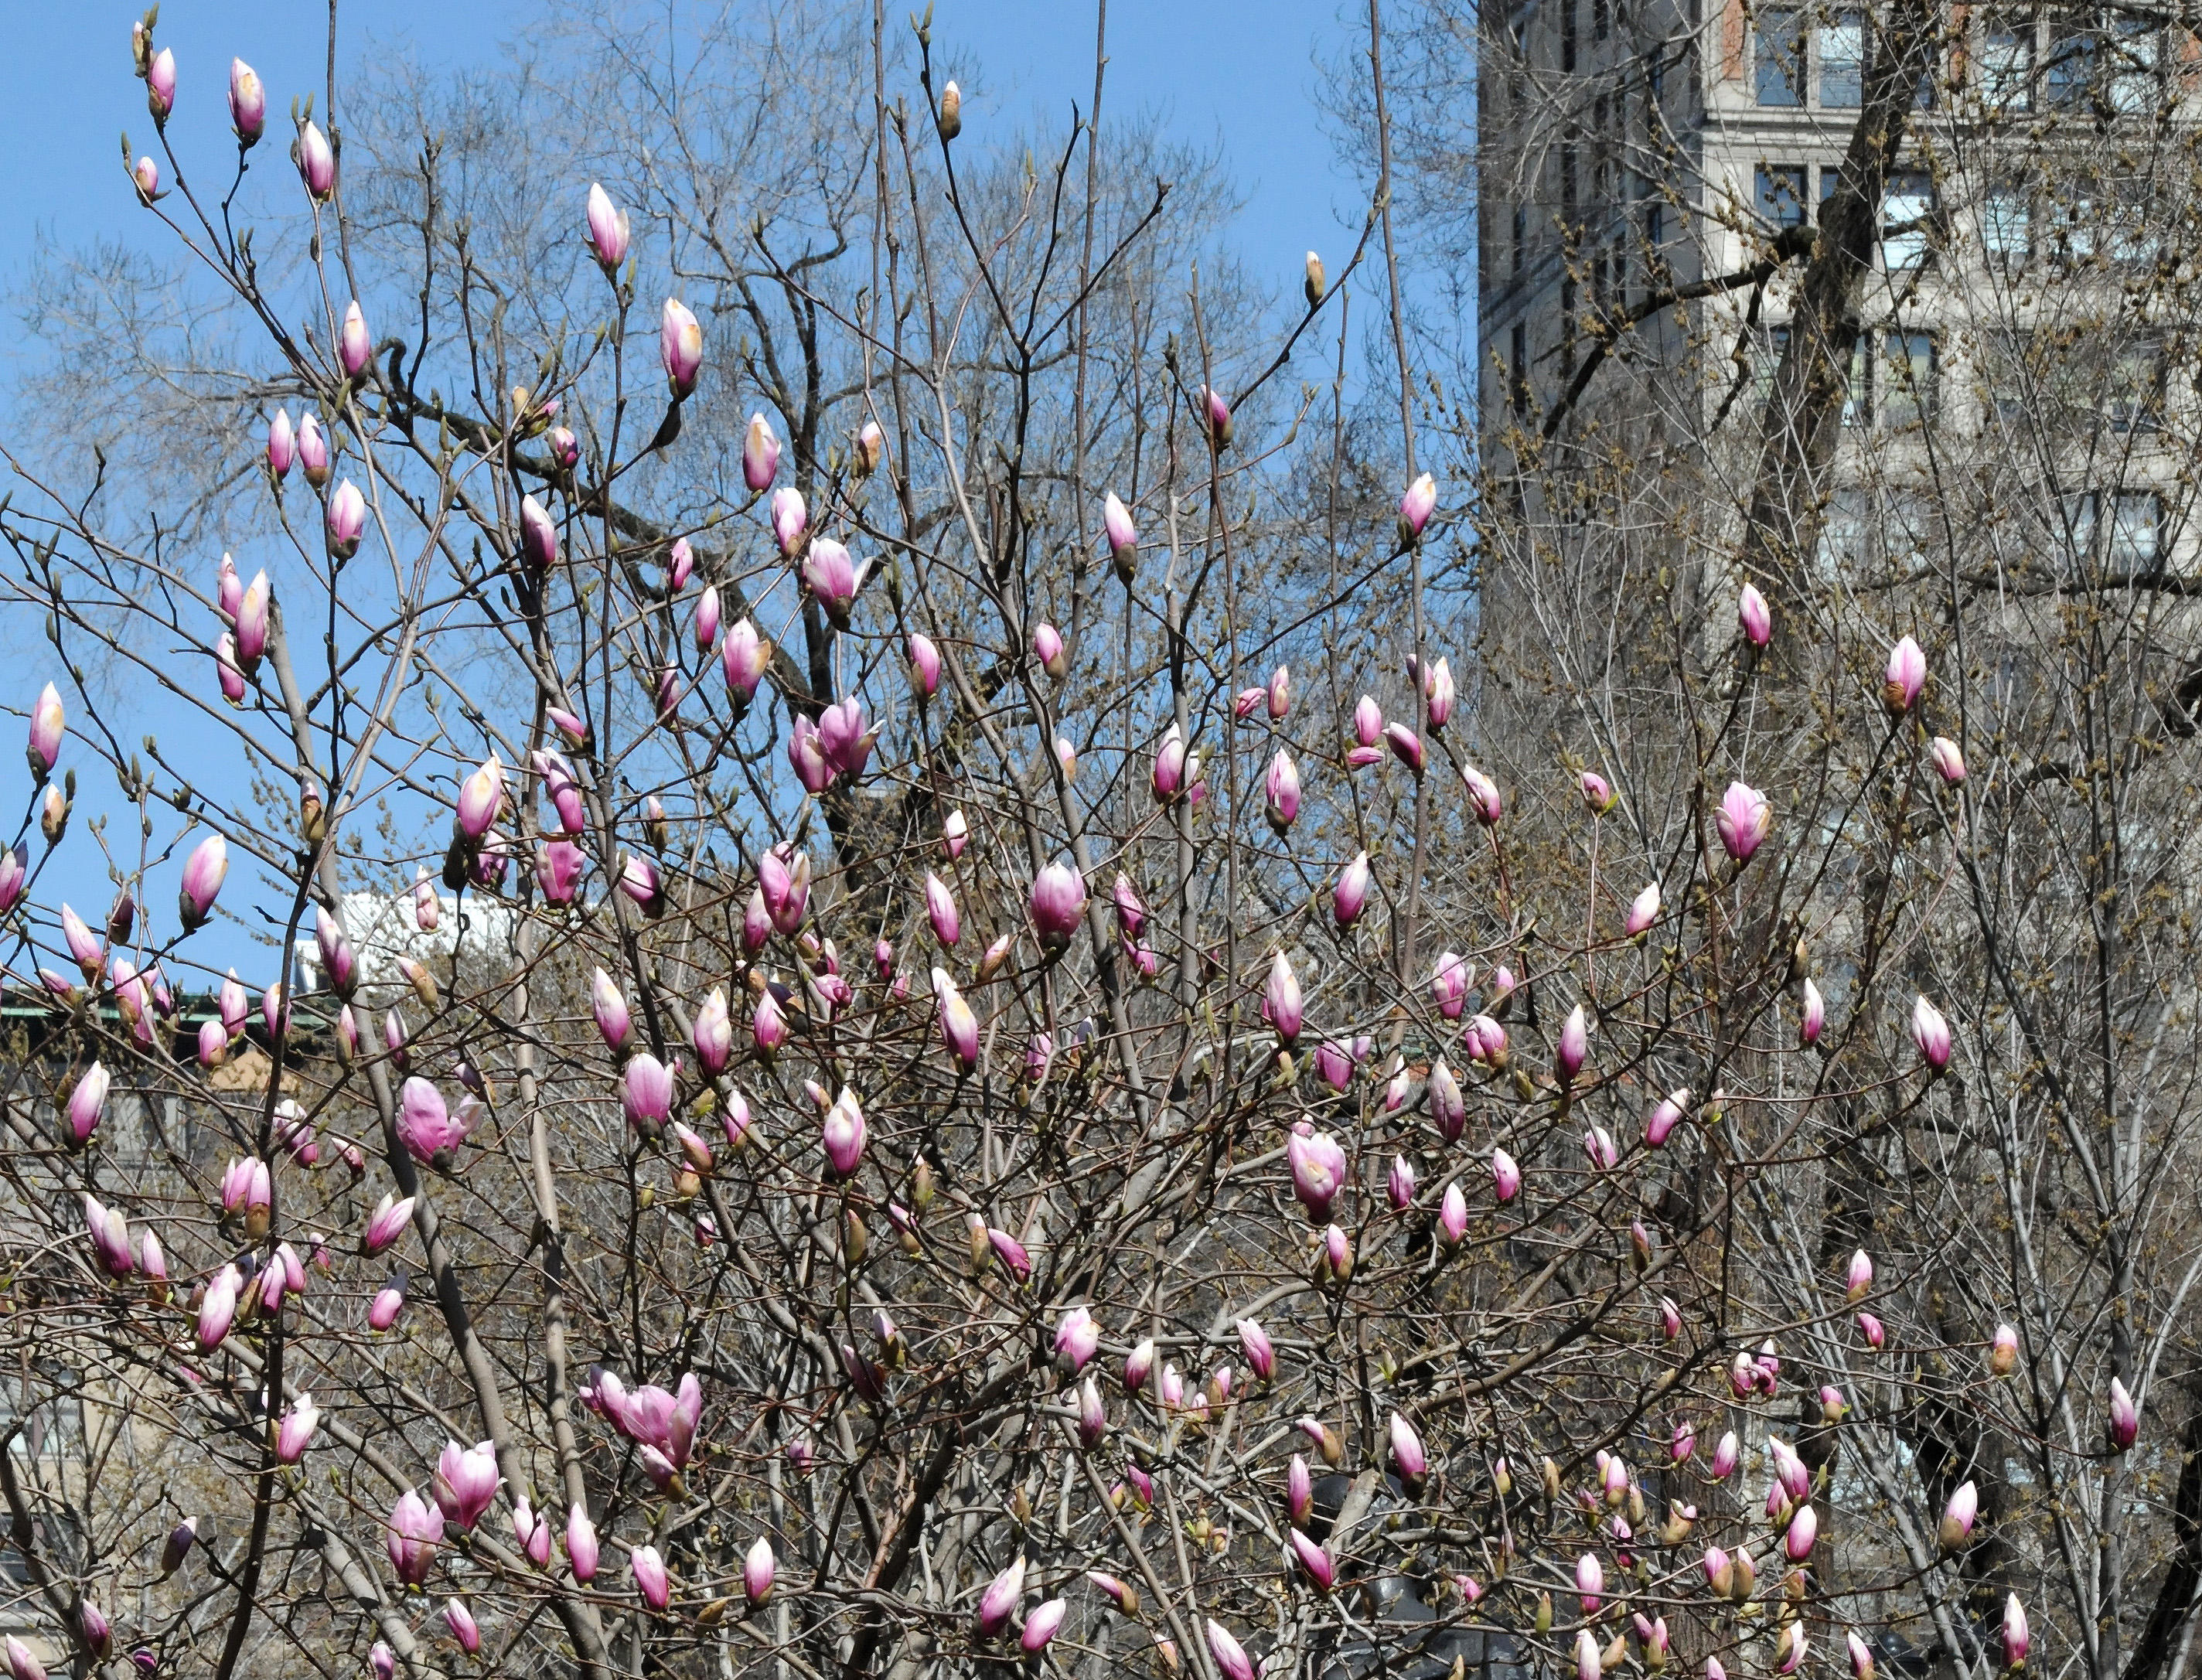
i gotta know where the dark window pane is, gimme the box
[1757,163,1810,228]
[1757,9,1805,104]
[1982,19,2035,109]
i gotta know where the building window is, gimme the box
[1757,9,1807,104]
[2108,342,2162,432]
[1843,338,1871,428]
[1510,322,1529,415]
[2064,492,2163,566]
[1982,184,2031,264]
[1512,203,1526,275]
[1819,486,1870,574]
[1880,330,1938,430]
[1882,170,1935,269]
[1980,16,2035,109]
[2,1369,84,1462]
[1756,164,1811,230]
[1753,324,1792,412]
[2111,492,2162,566]
[2046,22,2098,107]
[2108,17,2160,111]
[1820,11,1865,105]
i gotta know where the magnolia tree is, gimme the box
[0,7,2131,1680]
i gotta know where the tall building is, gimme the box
[1478,0,2202,584]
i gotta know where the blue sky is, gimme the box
[0,0,1378,988]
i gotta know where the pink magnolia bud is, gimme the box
[1463,762,1504,824]
[771,487,808,557]
[1845,1248,1874,1303]
[365,1192,416,1256]
[1290,1528,1336,1591]
[1388,1154,1417,1211]
[1912,995,1952,1071]
[586,182,632,271]
[693,584,721,652]
[1235,685,1267,720]
[1647,1087,1689,1147]
[1104,490,1140,578]
[177,833,227,931]
[1423,656,1455,730]
[397,1075,475,1169]
[228,57,265,144]
[1557,1004,1590,1081]
[28,682,64,782]
[744,1535,776,1603]
[801,537,857,627]
[66,1061,110,1146]
[977,1557,1026,1639]
[1575,1631,1601,1680]
[630,1544,670,1611]
[1712,1430,1740,1478]
[1798,976,1826,1047]
[1580,769,1617,814]
[1287,1124,1346,1218]
[1716,781,1771,862]
[1385,721,1425,775]
[718,617,771,704]
[549,426,579,469]
[2003,1593,2030,1668]
[1931,735,1966,784]
[1399,471,1437,542]
[297,411,331,485]
[1028,862,1086,952]
[1429,949,1469,1017]
[296,119,336,201]
[661,298,704,398]
[1883,634,1928,713]
[1331,851,1373,929]
[1265,951,1304,1046]
[822,1086,867,1176]
[1389,1411,1427,1487]
[1124,1338,1155,1393]
[145,46,176,121]
[1151,723,1191,801]
[1201,385,1233,447]
[517,494,558,573]
[455,755,503,840]
[1075,1378,1106,1450]
[1237,1318,1276,1382]
[133,153,162,202]
[932,969,980,1072]
[1938,1481,1976,1549]
[1428,1059,1465,1140]
[1577,1551,1605,1613]
[1625,882,1661,939]
[924,871,960,948]
[622,1054,675,1134]
[1314,1040,1353,1091]
[1989,1323,2019,1375]
[1491,1147,1522,1203]
[566,1502,600,1582]
[1739,583,1772,648]
[197,1264,241,1349]
[1439,1182,1468,1245]
[339,301,373,379]
[442,1600,479,1655]
[1856,1310,1885,1349]
[908,632,942,697]
[1206,1622,1256,1680]
[1032,622,1068,681]
[1265,748,1302,833]
[266,410,296,479]
[1288,1453,1315,1524]
[274,1394,321,1463]
[1350,694,1382,748]
[1672,1420,1696,1462]
[1785,1501,1819,1560]
[326,479,367,559]
[2109,1376,2139,1450]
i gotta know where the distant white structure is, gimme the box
[291,888,523,993]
